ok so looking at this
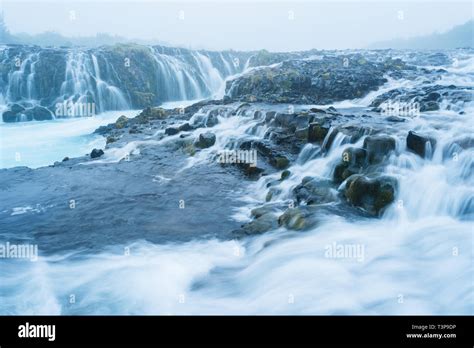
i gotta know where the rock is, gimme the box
[24,106,54,121]
[342,147,367,167]
[406,131,436,158]
[308,122,329,143]
[421,101,439,112]
[344,175,397,215]
[309,107,326,114]
[280,170,291,181]
[251,205,281,219]
[62,157,69,162]
[106,136,117,144]
[293,177,336,205]
[386,116,406,122]
[327,106,337,113]
[278,206,320,230]
[90,148,105,159]
[363,135,396,164]
[295,127,309,140]
[10,103,25,114]
[333,162,359,184]
[226,56,390,104]
[165,127,180,136]
[237,213,279,235]
[178,123,194,132]
[136,107,168,124]
[115,115,129,129]
[270,155,289,169]
[2,110,18,122]
[194,132,216,149]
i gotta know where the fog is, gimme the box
[1,0,472,51]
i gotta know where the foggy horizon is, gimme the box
[1,0,472,51]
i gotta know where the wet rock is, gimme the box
[106,136,117,144]
[269,155,290,169]
[295,127,309,140]
[278,206,320,231]
[344,174,397,215]
[62,157,69,162]
[308,122,330,143]
[342,147,367,167]
[136,107,168,124]
[406,131,436,158]
[10,103,25,114]
[2,110,19,122]
[293,177,336,205]
[24,106,54,121]
[194,132,216,149]
[386,115,406,122]
[226,56,391,104]
[237,213,279,235]
[115,115,129,129]
[178,123,194,132]
[280,170,291,180]
[165,127,180,136]
[333,162,359,184]
[90,148,105,159]
[363,135,396,164]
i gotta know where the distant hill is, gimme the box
[370,20,473,49]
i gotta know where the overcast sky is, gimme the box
[1,0,472,51]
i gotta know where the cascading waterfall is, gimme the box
[1,51,471,315]
[0,45,247,122]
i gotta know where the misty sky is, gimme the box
[1,0,472,51]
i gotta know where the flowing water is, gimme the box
[0,50,472,315]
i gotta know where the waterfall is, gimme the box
[0,45,247,122]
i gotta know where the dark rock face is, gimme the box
[90,148,105,159]
[406,131,436,158]
[344,175,397,215]
[226,55,409,104]
[363,135,396,164]
[195,132,216,149]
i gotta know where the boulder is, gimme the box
[293,177,336,205]
[236,213,279,235]
[269,155,290,169]
[406,131,436,158]
[115,115,129,129]
[2,110,18,123]
[178,123,194,132]
[24,106,54,121]
[90,148,105,159]
[194,132,216,149]
[344,175,397,215]
[10,103,25,114]
[165,127,180,136]
[363,135,396,164]
[278,206,320,231]
[308,122,330,143]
